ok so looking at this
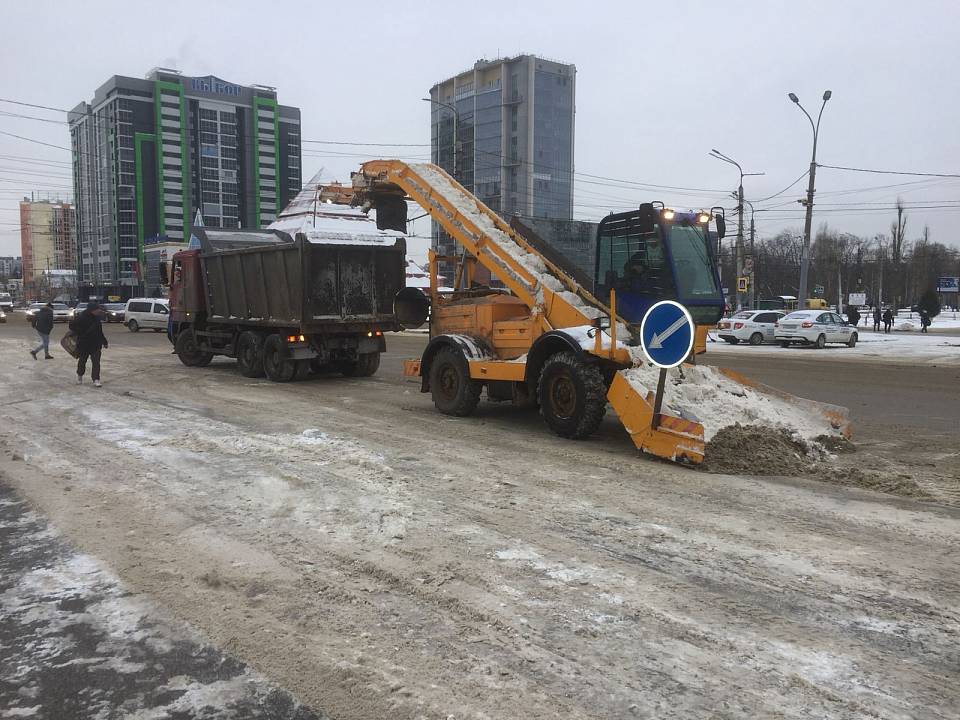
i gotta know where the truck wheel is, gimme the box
[127,319,139,332]
[175,329,214,367]
[339,352,381,377]
[293,360,312,381]
[236,331,265,378]
[262,334,296,382]
[537,351,607,439]
[429,346,481,416]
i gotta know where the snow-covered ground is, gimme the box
[709,329,960,365]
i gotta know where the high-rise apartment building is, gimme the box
[428,54,576,259]
[19,199,75,298]
[69,68,301,297]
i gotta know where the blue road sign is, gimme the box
[640,300,695,369]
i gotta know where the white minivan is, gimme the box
[124,297,169,332]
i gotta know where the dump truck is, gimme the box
[166,224,405,381]
[352,160,848,465]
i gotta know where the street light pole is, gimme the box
[710,149,763,311]
[422,97,459,182]
[788,89,832,311]
[743,198,756,309]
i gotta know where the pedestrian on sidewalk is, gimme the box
[69,302,108,387]
[847,306,861,328]
[872,306,882,332]
[29,302,55,360]
[920,308,931,333]
[882,308,894,334]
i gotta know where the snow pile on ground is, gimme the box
[620,360,839,442]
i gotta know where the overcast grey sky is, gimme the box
[2,0,958,256]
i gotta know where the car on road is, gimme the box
[124,298,169,332]
[716,310,785,345]
[102,302,126,323]
[774,310,858,349]
[0,292,13,311]
[25,302,71,325]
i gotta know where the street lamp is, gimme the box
[422,97,459,181]
[788,89,832,311]
[710,149,764,310]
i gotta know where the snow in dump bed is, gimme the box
[621,359,839,442]
[410,163,602,320]
[269,171,404,246]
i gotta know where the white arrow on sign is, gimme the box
[649,315,689,349]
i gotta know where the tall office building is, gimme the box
[19,199,75,298]
[69,68,301,297]
[428,54,576,259]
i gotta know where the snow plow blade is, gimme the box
[716,367,852,439]
[607,373,706,465]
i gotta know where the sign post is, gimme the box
[640,301,696,430]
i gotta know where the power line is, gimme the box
[753,170,809,203]
[0,130,72,153]
[0,97,72,114]
[302,139,431,147]
[819,163,960,178]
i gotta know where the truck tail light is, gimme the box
[286,335,298,343]
[734,322,744,330]
[801,321,813,328]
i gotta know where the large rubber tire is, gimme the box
[815,333,826,349]
[428,347,482,416]
[749,332,763,346]
[339,352,381,378]
[236,331,265,378]
[175,329,214,367]
[537,351,607,440]
[293,360,312,381]
[127,319,139,332]
[262,334,296,382]
[847,332,858,348]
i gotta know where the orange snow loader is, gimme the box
[352,161,849,464]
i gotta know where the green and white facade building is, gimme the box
[69,68,301,297]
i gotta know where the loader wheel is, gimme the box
[429,347,481,416]
[749,332,763,346]
[262,334,296,382]
[338,352,381,378]
[175,329,214,367]
[537,351,607,439]
[236,331,265,378]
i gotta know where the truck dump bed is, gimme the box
[194,227,405,331]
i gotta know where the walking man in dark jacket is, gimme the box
[29,302,55,359]
[920,308,931,333]
[882,308,894,334]
[872,306,882,332]
[69,302,108,387]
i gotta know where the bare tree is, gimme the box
[891,198,908,265]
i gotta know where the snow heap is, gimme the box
[268,171,404,247]
[621,357,839,442]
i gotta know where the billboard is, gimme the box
[937,277,959,293]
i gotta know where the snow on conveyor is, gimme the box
[411,164,601,320]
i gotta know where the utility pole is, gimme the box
[788,90,832,312]
[710,149,763,311]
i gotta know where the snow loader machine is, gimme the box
[352,161,840,464]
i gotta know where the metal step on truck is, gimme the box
[166,222,406,382]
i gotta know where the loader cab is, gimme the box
[595,205,724,330]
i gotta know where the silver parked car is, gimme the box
[775,310,858,348]
[716,310,785,345]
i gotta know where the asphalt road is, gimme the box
[4,319,958,443]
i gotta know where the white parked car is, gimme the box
[716,310,785,345]
[124,298,169,332]
[775,310,858,349]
